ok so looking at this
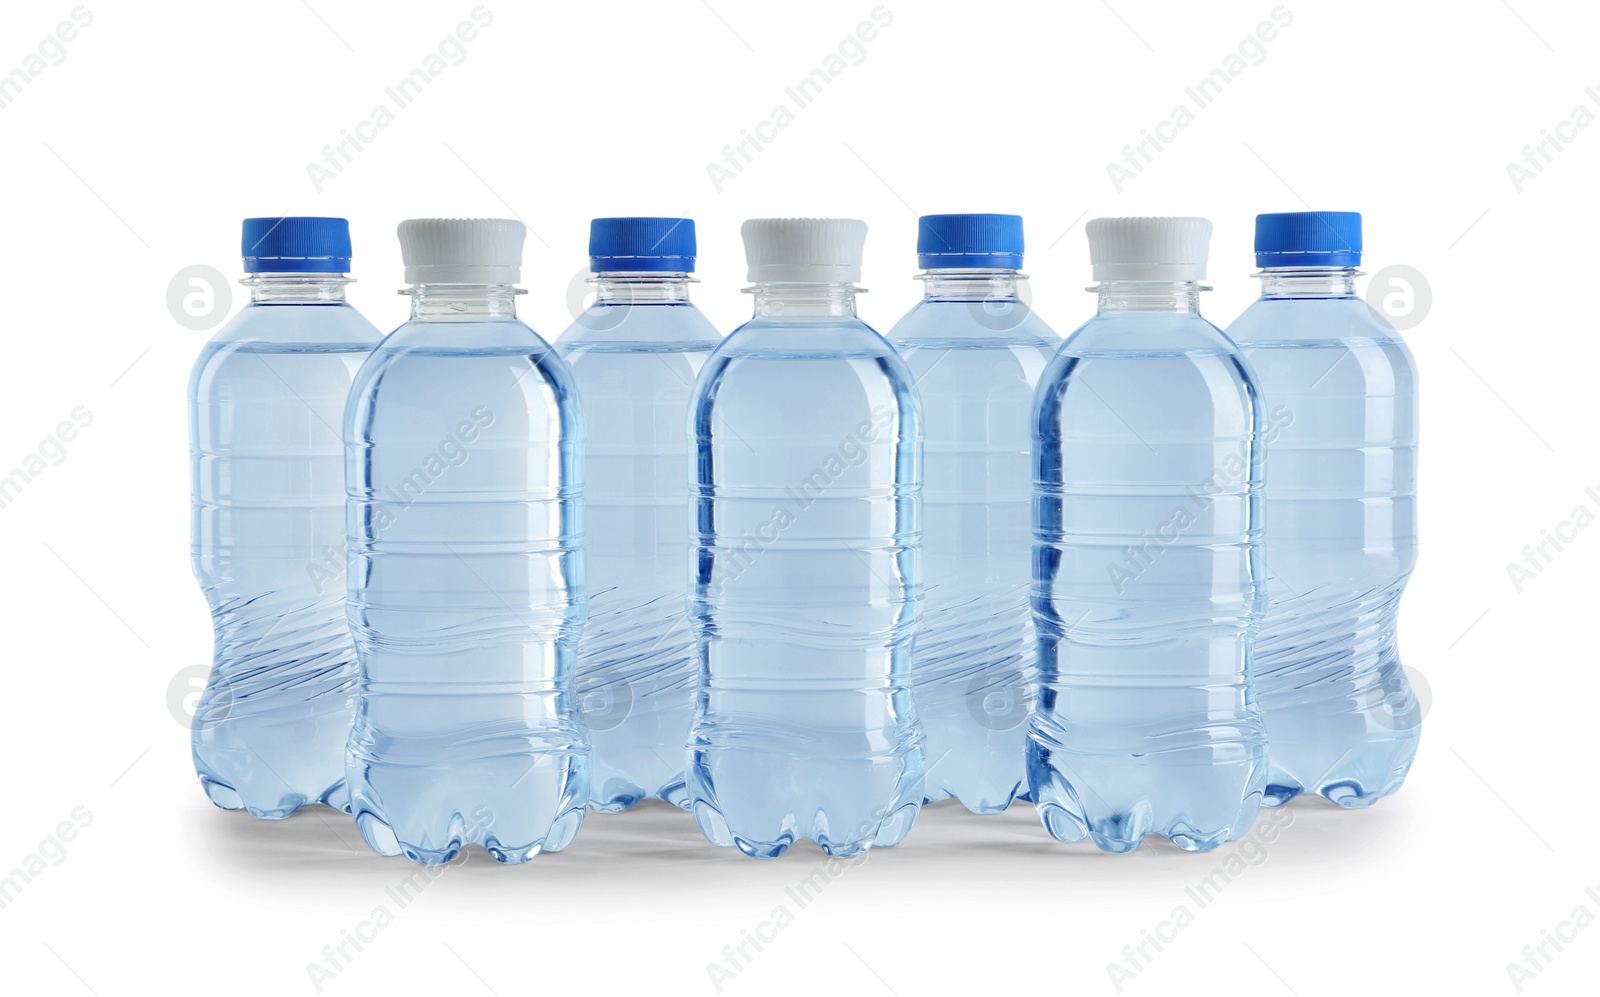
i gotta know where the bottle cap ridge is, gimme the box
[397,218,525,285]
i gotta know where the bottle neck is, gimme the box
[1256,267,1359,299]
[246,272,351,304]
[917,269,1023,300]
[1094,281,1203,316]
[747,282,861,318]
[592,272,693,305]
[404,284,521,320]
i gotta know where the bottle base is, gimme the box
[197,773,350,820]
[687,747,924,860]
[585,771,693,814]
[1027,742,1265,854]
[691,798,920,860]
[922,782,1026,816]
[346,750,589,866]
[353,807,585,866]
[1262,740,1418,810]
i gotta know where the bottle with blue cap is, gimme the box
[885,214,1059,814]
[344,218,588,864]
[1225,211,1421,808]
[188,217,382,818]
[687,218,925,858]
[1030,216,1266,852]
[552,217,720,813]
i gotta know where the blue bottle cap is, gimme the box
[1254,211,1361,268]
[589,217,696,272]
[916,213,1025,270]
[241,217,352,273]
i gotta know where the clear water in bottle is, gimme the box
[1225,211,1421,808]
[344,219,588,865]
[688,218,925,858]
[886,214,1058,814]
[189,217,381,819]
[1029,217,1266,853]
[554,217,720,812]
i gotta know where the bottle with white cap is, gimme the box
[1029,216,1266,853]
[344,218,589,865]
[687,218,925,858]
[552,217,720,813]
[189,217,383,818]
[885,214,1060,815]
[1225,211,1421,808]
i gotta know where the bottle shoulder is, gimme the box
[886,297,1061,350]
[346,317,577,406]
[189,304,382,398]
[713,315,898,359]
[1225,295,1409,349]
[694,317,919,412]
[553,301,722,354]
[1056,311,1242,359]
[204,301,384,349]
[372,316,559,355]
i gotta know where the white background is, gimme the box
[0,0,1592,994]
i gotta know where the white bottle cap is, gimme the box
[397,218,525,284]
[741,218,866,283]
[1086,216,1212,282]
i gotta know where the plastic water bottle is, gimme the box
[688,218,925,858]
[189,217,381,819]
[1225,211,1421,807]
[1029,217,1266,853]
[886,214,1058,814]
[344,218,588,864]
[553,217,719,813]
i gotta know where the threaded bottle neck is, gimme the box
[404,284,520,319]
[1094,281,1202,315]
[747,282,860,318]
[1256,267,1359,299]
[246,273,351,304]
[593,273,693,305]
[918,269,1022,301]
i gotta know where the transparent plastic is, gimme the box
[1029,281,1266,852]
[189,273,381,818]
[344,283,588,865]
[687,281,926,858]
[1225,268,1421,807]
[553,274,720,812]
[886,270,1058,813]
